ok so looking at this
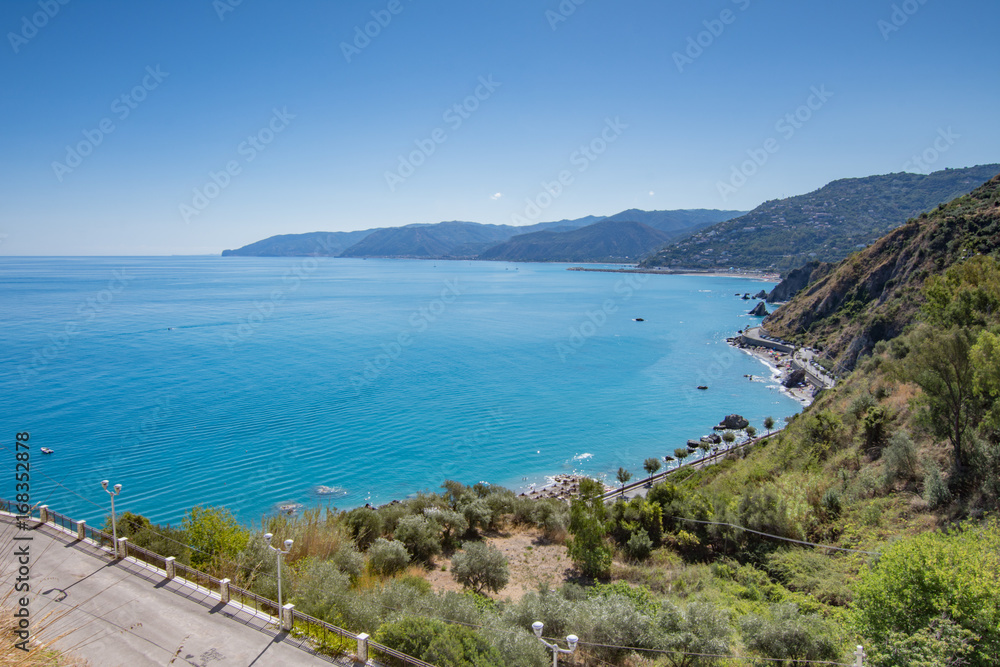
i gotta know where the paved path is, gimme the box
[0,516,363,667]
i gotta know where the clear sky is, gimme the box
[1,0,998,255]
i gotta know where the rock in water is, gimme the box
[717,414,750,430]
[754,290,768,299]
[749,301,770,316]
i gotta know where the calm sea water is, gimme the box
[0,257,798,525]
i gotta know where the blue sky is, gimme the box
[1,0,998,255]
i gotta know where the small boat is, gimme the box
[697,385,708,390]
[633,318,645,322]
[40,448,54,454]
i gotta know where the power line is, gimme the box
[664,514,881,556]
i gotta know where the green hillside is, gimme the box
[641,165,1000,272]
[766,173,1000,372]
[477,220,674,263]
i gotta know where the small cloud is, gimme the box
[648,191,655,196]
[490,192,503,200]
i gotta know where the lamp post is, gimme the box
[532,621,578,667]
[101,480,123,558]
[264,533,294,615]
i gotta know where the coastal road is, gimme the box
[0,516,360,667]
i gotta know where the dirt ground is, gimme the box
[424,527,573,601]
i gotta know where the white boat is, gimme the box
[40,448,54,454]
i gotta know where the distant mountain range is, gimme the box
[222,209,744,262]
[479,220,673,263]
[641,165,1000,272]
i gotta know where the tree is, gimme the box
[674,448,690,462]
[450,541,509,595]
[656,600,733,667]
[852,519,1000,666]
[368,537,410,575]
[722,431,736,446]
[643,457,662,482]
[746,425,758,440]
[567,478,612,577]
[393,515,442,562]
[764,416,775,435]
[741,603,842,665]
[901,324,979,475]
[374,617,504,667]
[616,467,632,495]
[181,505,249,571]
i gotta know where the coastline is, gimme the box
[567,266,780,282]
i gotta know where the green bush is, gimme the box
[344,506,384,550]
[368,537,410,576]
[923,463,951,509]
[394,514,443,562]
[852,519,1000,666]
[329,541,364,582]
[181,505,249,571]
[625,530,654,562]
[883,431,919,485]
[741,603,843,664]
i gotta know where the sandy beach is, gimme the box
[517,474,614,501]
[567,266,780,281]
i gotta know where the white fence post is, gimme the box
[220,578,231,604]
[39,505,49,523]
[77,520,86,541]
[117,536,128,559]
[281,603,295,631]
[854,645,866,667]
[165,556,176,579]
[357,633,370,662]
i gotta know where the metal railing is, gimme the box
[369,641,438,667]
[0,499,433,667]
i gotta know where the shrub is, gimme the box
[344,506,384,550]
[821,487,842,518]
[451,542,510,595]
[741,603,843,664]
[923,463,951,509]
[851,519,1000,666]
[368,538,410,576]
[329,541,364,582]
[394,515,442,562]
[625,529,654,562]
[181,505,249,572]
[292,558,352,621]
[883,431,919,485]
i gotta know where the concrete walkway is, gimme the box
[0,516,363,667]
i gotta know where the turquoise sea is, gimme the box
[0,257,799,525]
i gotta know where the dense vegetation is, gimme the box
[766,173,1000,372]
[641,165,1000,272]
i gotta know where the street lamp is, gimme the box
[101,480,123,558]
[532,621,578,667]
[264,532,294,615]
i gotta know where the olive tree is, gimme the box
[450,541,509,595]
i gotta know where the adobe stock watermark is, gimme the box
[51,66,169,182]
[716,85,833,203]
[350,279,463,392]
[673,0,751,73]
[545,0,589,31]
[179,107,295,223]
[7,0,71,54]
[878,0,930,41]
[341,0,413,63]
[213,0,245,21]
[901,127,958,173]
[222,255,322,350]
[17,269,134,384]
[384,75,501,192]
[511,117,627,225]
[440,408,507,480]
[556,273,649,362]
